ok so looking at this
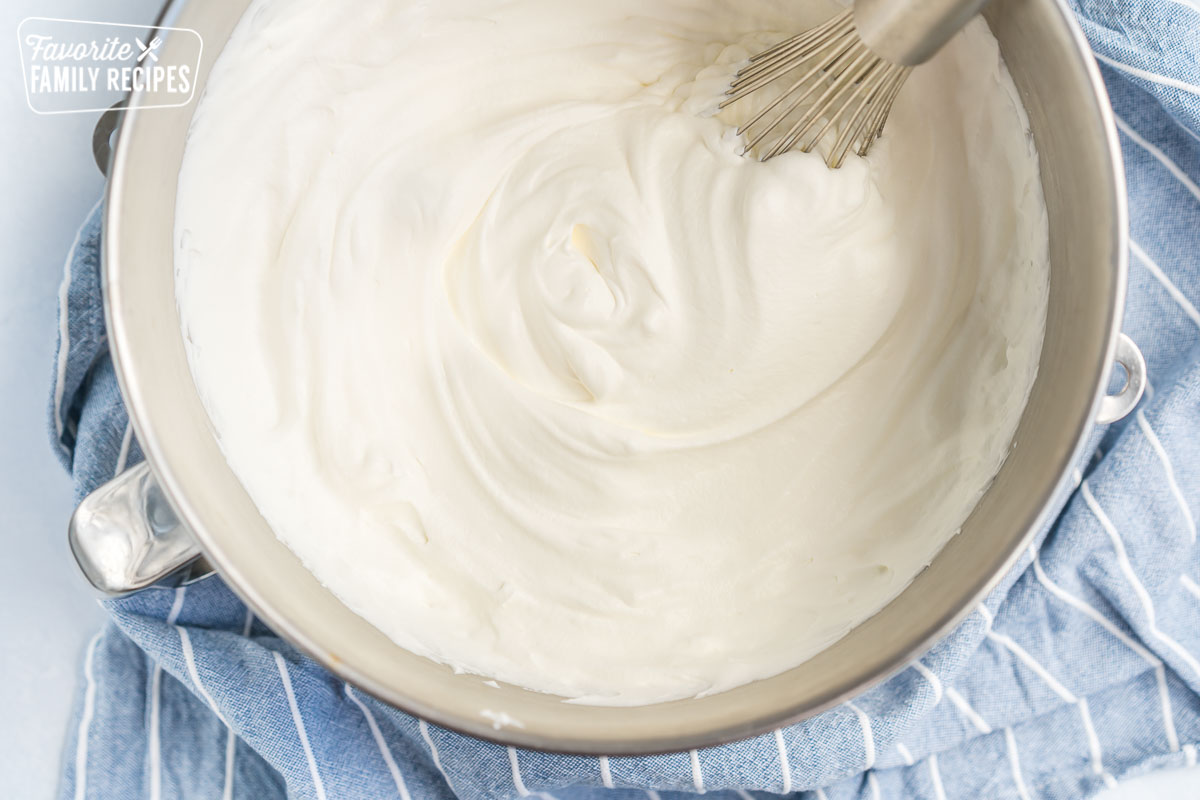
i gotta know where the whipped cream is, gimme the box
[175,0,1048,705]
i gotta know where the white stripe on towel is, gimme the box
[510,748,558,800]
[1182,575,1200,601]
[1177,118,1200,146]
[689,749,705,793]
[846,702,875,769]
[598,756,614,788]
[1082,481,1200,678]
[177,626,225,723]
[508,747,530,796]
[928,754,947,800]
[1130,239,1200,329]
[149,587,187,800]
[222,610,253,798]
[977,604,994,627]
[1004,728,1033,800]
[1137,411,1197,543]
[1152,662,1180,753]
[1033,554,1180,752]
[1093,52,1200,97]
[774,729,793,793]
[419,720,456,793]
[867,771,881,800]
[910,660,944,704]
[346,685,412,800]
[896,742,915,766]
[980,612,1116,782]
[73,633,101,800]
[984,627,1076,702]
[274,651,327,800]
[222,728,237,800]
[1079,699,1120,789]
[53,197,104,453]
[1114,114,1200,203]
[945,687,992,734]
[177,615,241,800]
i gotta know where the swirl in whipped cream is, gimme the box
[175,0,1048,704]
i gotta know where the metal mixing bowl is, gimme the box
[71,0,1144,753]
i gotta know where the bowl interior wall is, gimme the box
[104,0,1121,752]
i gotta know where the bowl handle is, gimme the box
[68,460,210,595]
[1096,333,1147,425]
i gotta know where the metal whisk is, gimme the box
[721,0,991,167]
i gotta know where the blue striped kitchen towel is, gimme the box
[49,0,1200,797]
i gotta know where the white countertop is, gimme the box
[1,3,161,796]
[0,0,1194,796]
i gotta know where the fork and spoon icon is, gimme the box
[136,36,162,63]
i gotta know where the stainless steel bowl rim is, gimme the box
[87,0,1134,754]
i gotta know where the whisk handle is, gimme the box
[854,0,991,66]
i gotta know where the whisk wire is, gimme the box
[828,64,899,167]
[723,23,855,107]
[732,13,854,88]
[721,9,910,166]
[746,11,849,63]
[798,60,886,160]
[735,33,858,149]
[859,69,908,154]
[766,47,877,158]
